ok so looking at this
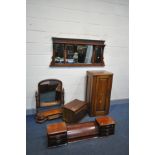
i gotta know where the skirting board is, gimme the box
[26,98,129,116]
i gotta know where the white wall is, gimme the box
[26,0,129,110]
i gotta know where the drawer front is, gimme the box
[48,132,67,147]
[100,128,114,133]
[48,132,67,140]
[99,130,114,136]
[99,126,115,136]
[48,138,67,147]
[99,124,115,129]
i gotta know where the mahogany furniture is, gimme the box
[86,70,113,116]
[96,117,115,136]
[67,121,98,142]
[36,109,62,123]
[47,116,115,147]
[47,122,67,147]
[35,79,64,123]
[50,37,105,67]
[62,99,87,123]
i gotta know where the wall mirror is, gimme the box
[50,38,105,67]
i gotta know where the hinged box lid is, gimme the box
[63,99,87,113]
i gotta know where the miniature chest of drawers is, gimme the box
[96,116,115,136]
[47,122,67,147]
[62,99,87,123]
[86,70,113,116]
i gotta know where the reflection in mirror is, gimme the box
[39,80,62,107]
[66,45,74,63]
[94,46,102,63]
[77,45,87,63]
[85,45,93,64]
[54,44,64,63]
[66,45,94,64]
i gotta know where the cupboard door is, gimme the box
[95,75,113,115]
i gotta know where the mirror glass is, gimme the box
[39,80,62,107]
[94,46,102,63]
[54,44,64,63]
[65,45,94,64]
[50,38,105,67]
[66,45,74,63]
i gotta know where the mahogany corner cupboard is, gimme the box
[86,70,113,116]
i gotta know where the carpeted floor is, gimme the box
[26,102,129,155]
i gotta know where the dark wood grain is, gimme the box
[52,37,105,46]
[47,122,67,147]
[36,108,62,123]
[86,70,113,116]
[62,99,87,123]
[47,122,67,135]
[96,116,115,126]
[49,62,105,67]
[67,121,98,142]
[47,116,115,147]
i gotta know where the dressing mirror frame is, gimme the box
[35,79,64,112]
[35,79,64,123]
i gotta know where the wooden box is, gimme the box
[96,116,115,136]
[86,70,113,116]
[62,99,87,123]
[47,122,67,147]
